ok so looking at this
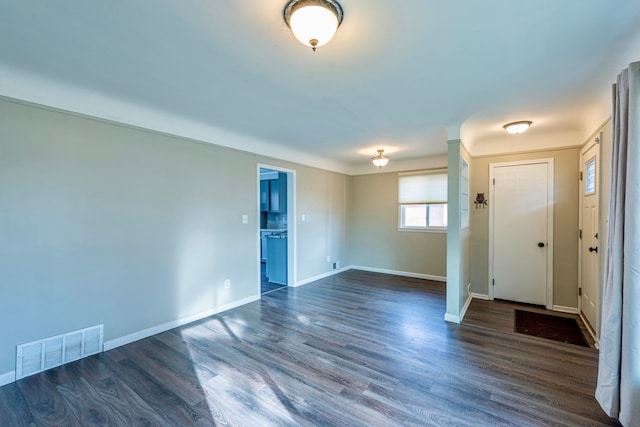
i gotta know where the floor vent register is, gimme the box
[16,324,103,380]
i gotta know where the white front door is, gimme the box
[580,141,600,330]
[490,160,554,308]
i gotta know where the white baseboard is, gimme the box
[444,312,461,324]
[459,294,473,322]
[104,294,259,351]
[445,293,489,324]
[579,312,600,349]
[0,370,15,387]
[349,265,446,283]
[552,305,579,314]
[294,266,349,287]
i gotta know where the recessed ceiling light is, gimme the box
[503,121,533,134]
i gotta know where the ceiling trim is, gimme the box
[0,65,354,175]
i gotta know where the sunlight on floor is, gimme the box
[179,316,301,424]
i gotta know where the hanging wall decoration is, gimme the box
[474,193,488,209]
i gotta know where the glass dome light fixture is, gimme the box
[371,149,389,168]
[503,121,533,135]
[284,0,344,52]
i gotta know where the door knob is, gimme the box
[538,242,545,247]
[589,246,598,253]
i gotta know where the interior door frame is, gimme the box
[257,163,297,295]
[578,133,601,329]
[488,158,554,309]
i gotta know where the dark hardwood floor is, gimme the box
[0,270,617,426]
[462,297,598,348]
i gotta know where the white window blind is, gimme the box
[398,171,447,204]
[398,170,448,231]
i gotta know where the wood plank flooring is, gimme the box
[462,298,598,348]
[0,270,618,426]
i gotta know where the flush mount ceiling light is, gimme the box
[371,149,389,168]
[284,0,344,51]
[503,121,533,134]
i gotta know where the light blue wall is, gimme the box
[0,98,350,376]
[348,172,447,279]
[446,139,471,322]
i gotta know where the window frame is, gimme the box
[397,169,448,233]
[460,159,469,229]
[398,203,448,233]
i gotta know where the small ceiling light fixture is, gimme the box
[503,121,533,135]
[284,0,344,51]
[371,149,389,168]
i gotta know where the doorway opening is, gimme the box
[258,165,295,295]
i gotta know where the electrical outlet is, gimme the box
[332,262,337,270]
[327,255,331,263]
[302,214,306,221]
[224,279,231,289]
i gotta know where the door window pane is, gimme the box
[585,157,596,195]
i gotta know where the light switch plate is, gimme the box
[242,214,248,224]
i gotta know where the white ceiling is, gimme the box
[1,0,640,174]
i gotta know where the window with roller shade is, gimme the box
[398,170,448,230]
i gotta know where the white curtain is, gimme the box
[595,61,640,427]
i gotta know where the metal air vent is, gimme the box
[16,324,103,380]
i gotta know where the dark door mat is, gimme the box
[514,309,589,347]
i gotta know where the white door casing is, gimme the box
[579,138,600,330]
[489,159,554,308]
[257,164,297,294]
